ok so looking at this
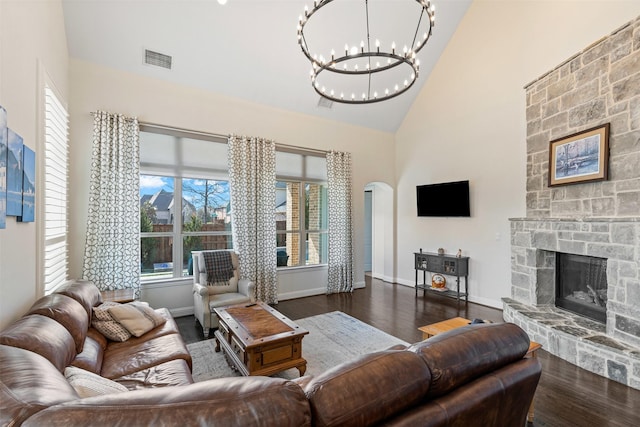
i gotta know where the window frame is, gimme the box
[40,81,69,295]
[276,151,328,268]
[139,128,232,283]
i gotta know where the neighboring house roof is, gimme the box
[140,189,196,214]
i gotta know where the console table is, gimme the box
[414,251,469,302]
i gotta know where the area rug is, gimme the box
[187,311,408,382]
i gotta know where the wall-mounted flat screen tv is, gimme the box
[416,180,470,217]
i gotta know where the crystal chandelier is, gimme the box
[297,0,436,105]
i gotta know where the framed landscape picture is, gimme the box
[6,128,23,216]
[0,106,7,229]
[18,145,35,223]
[548,123,610,187]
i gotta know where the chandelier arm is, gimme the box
[411,9,425,54]
[365,0,372,99]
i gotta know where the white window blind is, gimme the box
[43,86,69,293]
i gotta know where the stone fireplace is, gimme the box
[504,16,640,390]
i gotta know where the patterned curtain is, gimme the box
[326,151,353,294]
[82,111,140,297]
[227,135,278,304]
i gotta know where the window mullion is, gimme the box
[174,177,183,277]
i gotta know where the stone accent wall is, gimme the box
[525,17,640,218]
[509,16,640,390]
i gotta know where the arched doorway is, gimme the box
[364,182,394,282]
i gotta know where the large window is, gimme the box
[43,85,69,294]
[139,129,231,281]
[276,151,327,267]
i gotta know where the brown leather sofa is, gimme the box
[1,280,541,426]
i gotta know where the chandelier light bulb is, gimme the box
[385,88,389,95]
[350,46,358,55]
[330,89,335,96]
[391,42,396,54]
[376,39,380,52]
[343,63,348,70]
[217,0,227,4]
[404,79,408,86]
[351,93,355,100]
[322,86,326,93]
[374,91,378,99]
[360,40,365,52]
[375,61,380,68]
[394,84,399,92]
[340,92,344,99]
[362,93,366,100]
[411,73,415,80]
[331,49,335,60]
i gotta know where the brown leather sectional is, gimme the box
[1,280,541,426]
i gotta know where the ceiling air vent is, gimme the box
[144,49,172,70]
[317,96,333,109]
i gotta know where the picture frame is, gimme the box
[18,145,35,223]
[0,106,7,229]
[6,128,24,216]
[548,123,610,187]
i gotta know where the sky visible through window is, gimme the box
[140,175,231,216]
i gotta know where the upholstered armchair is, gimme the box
[192,250,255,337]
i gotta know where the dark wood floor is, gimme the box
[176,276,640,427]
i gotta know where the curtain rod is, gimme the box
[90,112,328,155]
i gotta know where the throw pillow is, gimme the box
[107,302,167,337]
[64,366,128,398]
[92,302,132,342]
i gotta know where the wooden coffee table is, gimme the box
[213,301,308,377]
[419,317,542,423]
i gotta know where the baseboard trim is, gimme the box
[278,287,327,301]
[169,306,194,318]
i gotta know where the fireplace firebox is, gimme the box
[555,253,607,323]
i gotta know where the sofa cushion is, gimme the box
[112,359,194,390]
[26,294,89,353]
[23,377,312,427]
[104,308,180,350]
[64,366,128,398]
[92,302,132,342]
[304,350,431,427]
[0,314,77,372]
[100,333,192,379]
[57,280,102,318]
[0,344,79,426]
[71,328,107,374]
[408,322,530,399]
[107,302,166,337]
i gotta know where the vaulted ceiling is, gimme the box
[62,0,471,133]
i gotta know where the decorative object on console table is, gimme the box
[437,247,445,255]
[548,123,609,187]
[414,251,469,302]
[456,249,462,258]
[431,273,446,289]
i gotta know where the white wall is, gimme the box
[395,1,640,308]
[67,60,395,313]
[0,0,69,329]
